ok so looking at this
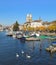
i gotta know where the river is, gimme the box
[0,32,56,65]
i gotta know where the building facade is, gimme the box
[30,20,43,28]
[24,14,43,28]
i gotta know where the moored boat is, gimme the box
[26,37,40,41]
[52,42,56,46]
[46,41,56,53]
[16,33,23,39]
[46,45,56,53]
[6,31,13,36]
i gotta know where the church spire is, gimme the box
[26,14,32,22]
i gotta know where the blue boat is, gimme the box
[52,41,56,46]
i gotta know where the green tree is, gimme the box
[13,21,19,31]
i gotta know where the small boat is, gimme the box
[6,31,13,36]
[52,42,56,46]
[13,34,16,38]
[16,33,23,39]
[46,45,56,53]
[26,37,40,41]
[30,32,40,37]
[0,29,3,32]
[47,36,56,40]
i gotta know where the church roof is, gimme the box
[43,22,50,25]
[32,20,42,22]
[24,22,31,25]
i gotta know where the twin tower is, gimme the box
[26,14,32,22]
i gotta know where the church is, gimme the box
[24,14,43,28]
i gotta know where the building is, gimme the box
[26,14,32,23]
[30,19,43,28]
[0,24,3,31]
[42,21,50,27]
[24,14,43,28]
[19,25,24,30]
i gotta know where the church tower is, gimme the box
[29,14,32,22]
[26,14,32,22]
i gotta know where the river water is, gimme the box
[0,32,56,65]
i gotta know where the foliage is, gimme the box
[38,26,46,31]
[47,24,56,32]
[13,21,19,31]
[23,25,26,31]
[27,27,34,31]
[22,20,56,32]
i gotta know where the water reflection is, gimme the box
[48,52,54,59]
[0,32,56,65]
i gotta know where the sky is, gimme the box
[0,0,56,25]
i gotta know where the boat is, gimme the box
[26,37,40,41]
[52,42,56,46]
[46,45,56,53]
[46,41,56,53]
[46,36,56,40]
[6,31,13,36]
[38,35,46,39]
[12,34,16,38]
[0,29,3,32]
[16,33,23,39]
[25,33,47,41]
[30,32,40,37]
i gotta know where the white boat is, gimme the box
[30,32,40,37]
[13,34,16,38]
[16,33,23,39]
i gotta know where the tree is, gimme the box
[13,21,19,31]
[48,25,56,32]
[38,26,46,32]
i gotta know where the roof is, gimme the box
[32,20,42,22]
[24,22,31,24]
[43,22,50,25]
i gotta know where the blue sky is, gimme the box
[0,0,56,25]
